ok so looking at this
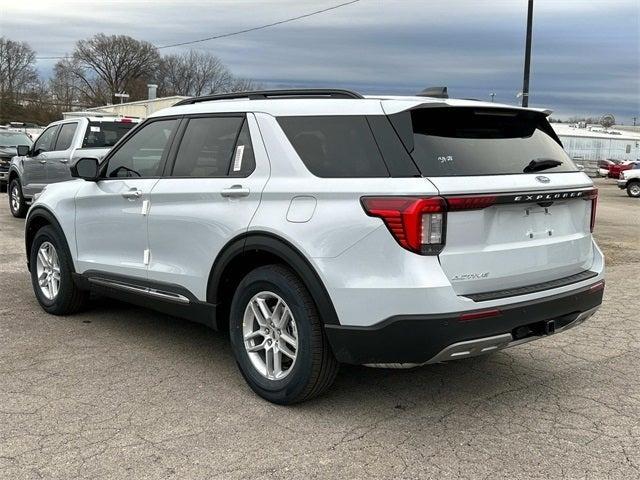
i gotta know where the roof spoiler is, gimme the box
[417,86,448,99]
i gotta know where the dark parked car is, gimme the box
[0,130,33,192]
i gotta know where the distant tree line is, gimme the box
[0,35,257,125]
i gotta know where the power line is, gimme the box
[35,0,360,60]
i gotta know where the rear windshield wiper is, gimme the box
[523,158,563,173]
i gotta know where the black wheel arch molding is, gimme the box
[25,206,75,273]
[207,231,341,327]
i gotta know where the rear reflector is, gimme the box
[589,281,605,293]
[459,308,502,322]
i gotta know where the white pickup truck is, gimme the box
[617,162,640,198]
[8,116,140,217]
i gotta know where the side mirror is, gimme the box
[16,145,30,156]
[71,157,100,181]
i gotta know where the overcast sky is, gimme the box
[1,0,639,121]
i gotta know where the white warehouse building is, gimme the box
[552,123,640,162]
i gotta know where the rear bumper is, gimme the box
[325,280,604,365]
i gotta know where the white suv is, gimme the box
[25,89,605,404]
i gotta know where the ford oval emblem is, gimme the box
[536,176,551,184]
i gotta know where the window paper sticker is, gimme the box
[90,126,101,132]
[233,145,245,171]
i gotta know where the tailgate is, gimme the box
[431,173,596,295]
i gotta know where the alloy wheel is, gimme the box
[10,185,20,212]
[242,291,298,380]
[36,242,61,300]
[630,183,640,197]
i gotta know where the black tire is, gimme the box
[29,225,89,315]
[627,181,640,198]
[229,264,339,404]
[9,178,28,218]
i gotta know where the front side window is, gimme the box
[54,123,78,151]
[33,126,59,154]
[172,116,244,177]
[105,119,177,178]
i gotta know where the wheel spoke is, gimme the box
[255,297,272,323]
[280,332,297,349]
[51,277,59,297]
[38,249,49,268]
[265,347,274,377]
[279,343,296,360]
[250,301,268,327]
[244,330,263,341]
[246,339,267,352]
[272,300,285,327]
[273,348,282,377]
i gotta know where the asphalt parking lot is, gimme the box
[0,178,638,479]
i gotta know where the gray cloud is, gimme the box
[2,0,638,120]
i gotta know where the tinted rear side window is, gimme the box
[83,121,136,148]
[277,116,389,178]
[390,108,578,176]
[54,123,77,150]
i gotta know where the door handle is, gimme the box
[121,189,142,200]
[221,185,250,198]
[59,159,68,163]
[39,159,47,164]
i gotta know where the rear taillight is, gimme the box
[361,197,446,254]
[585,188,598,232]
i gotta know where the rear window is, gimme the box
[390,107,578,176]
[277,116,389,177]
[82,121,136,148]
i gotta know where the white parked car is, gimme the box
[24,89,605,404]
[617,162,640,197]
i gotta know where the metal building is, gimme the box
[552,123,640,162]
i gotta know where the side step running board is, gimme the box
[88,278,190,304]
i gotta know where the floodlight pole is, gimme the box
[521,0,534,107]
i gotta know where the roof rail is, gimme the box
[174,88,364,106]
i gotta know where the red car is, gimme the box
[608,161,639,179]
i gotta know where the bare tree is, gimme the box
[70,34,160,104]
[157,50,257,97]
[228,77,259,92]
[0,37,38,103]
[49,58,85,110]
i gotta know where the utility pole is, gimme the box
[521,0,534,107]
[490,92,496,102]
[633,116,637,126]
